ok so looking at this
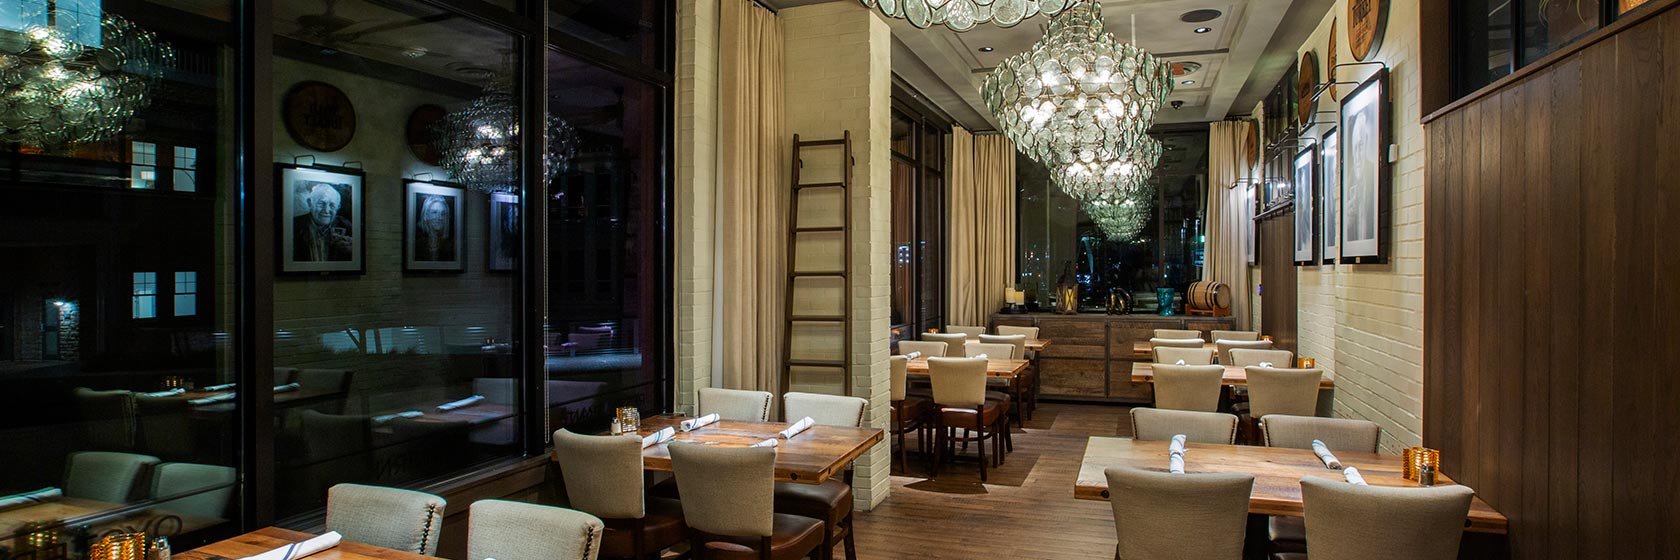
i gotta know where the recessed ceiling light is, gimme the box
[979,46,994,52]
[1181,80,1196,85]
[1194,27,1213,34]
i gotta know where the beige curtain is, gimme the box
[716,0,786,392]
[947,129,1018,326]
[1207,120,1253,329]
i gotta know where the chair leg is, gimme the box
[820,519,835,560]
[976,414,988,483]
[842,513,858,560]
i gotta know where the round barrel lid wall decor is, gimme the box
[1328,20,1340,100]
[1298,50,1319,125]
[1347,0,1387,61]
[283,81,357,152]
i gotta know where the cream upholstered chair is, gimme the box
[964,342,1017,359]
[777,393,866,560]
[921,332,970,349]
[1245,367,1324,419]
[468,500,603,560]
[1228,348,1294,368]
[64,451,159,502]
[1151,364,1226,412]
[1261,415,1381,555]
[994,325,1039,338]
[1299,477,1475,560]
[1210,330,1260,342]
[553,429,684,559]
[1217,339,1274,364]
[944,325,987,337]
[927,357,1009,481]
[326,483,447,555]
[669,443,824,560]
[150,463,236,519]
[977,334,1027,358]
[980,333,1036,419]
[896,340,948,358]
[73,388,136,451]
[888,355,932,476]
[698,388,773,422]
[1105,466,1254,560]
[1153,345,1216,365]
[1150,337,1206,350]
[1153,329,1203,340]
[1130,408,1238,445]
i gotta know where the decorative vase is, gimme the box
[1156,287,1176,316]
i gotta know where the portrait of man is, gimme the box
[1340,70,1386,260]
[294,183,353,262]
[404,182,465,272]
[279,166,363,274]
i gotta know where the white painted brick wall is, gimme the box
[674,0,718,415]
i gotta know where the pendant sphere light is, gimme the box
[858,0,1076,32]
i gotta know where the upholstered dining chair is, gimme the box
[944,325,987,338]
[698,388,773,422]
[553,429,685,559]
[979,334,1034,418]
[1228,348,1294,368]
[1210,330,1260,342]
[134,394,194,461]
[921,332,969,349]
[1150,364,1226,412]
[777,393,867,560]
[1150,337,1207,350]
[1297,477,1475,560]
[964,341,1026,429]
[468,500,604,560]
[326,483,447,556]
[964,342,1018,359]
[977,334,1027,358]
[994,325,1039,337]
[64,451,159,503]
[73,388,136,451]
[1216,339,1275,364]
[1244,366,1324,419]
[1129,408,1238,445]
[1153,345,1216,365]
[150,462,236,519]
[927,357,1009,482]
[1260,415,1382,554]
[668,443,825,560]
[1104,466,1254,560]
[887,355,931,476]
[895,341,948,358]
[1153,329,1204,340]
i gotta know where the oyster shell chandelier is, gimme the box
[1053,136,1160,202]
[857,0,1075,32]
[1083,188,1153,242]
[980,1,1172,171]
[436,77,577,194]
[0,10,176,146]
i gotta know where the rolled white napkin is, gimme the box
[141,388,185,397]
[437,395,486,411]
[904,351,922,360]
[972,353,989,360]
[1311,439,1343,469]
[1258,362,1274,368]
[1174,359,1187,365]
[273,382,302,393]
[1343,466,1367,485]
[0,487,61,508]
[641,427,676,448]
[237,531,342,560]
[202,382,237,392]
[780,417,816,439]
[751,438,780,448]
[680,413,720,432]
[1169,434,1188,456]
[189,393,236,405]
[1169,453,1185,474]
[372,411,425,424]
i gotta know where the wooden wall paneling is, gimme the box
[1518,66,1554,560]
[1035,317,1107,360]
[1495,79,1527,539]
[1656,13,1680,556]
[1545,55,1584,560]
[1037,357,1107,398]
[1258,214,1298,353]
[1575,33,1616,557]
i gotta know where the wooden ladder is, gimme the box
[782,132,854,395]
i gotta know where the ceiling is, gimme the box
[766,0,1333,131]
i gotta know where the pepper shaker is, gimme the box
[1418,463,1437,487]
[149,537,171,560]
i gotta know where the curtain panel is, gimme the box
[947,129,1017,327]
[1206,120,1253,329]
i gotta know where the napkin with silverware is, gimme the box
[780,417,815,439]
[237,531,341,560]
[1343,466,1367,485]
[1168,434,1188,474]
[641,427,676,448]
[681,413,720,432]
[1312,439,1343,469]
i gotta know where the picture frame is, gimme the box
[1320,127,1340,264]
[1293,145,1317,265]
[1245,183,1259,265]
[404,180,466,272]
[488,192,520,272]
[277,163,365,275]
[1339,67,1391,264]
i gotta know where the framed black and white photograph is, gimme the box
[404,181,465,272]
[1245,183,1258,265]
[488,192,519,271]
[1293,145,1317,265]
[1321,127,1340,263]
[278,164,365,274]
[1340,68,1390,264]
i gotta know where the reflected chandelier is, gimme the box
[1053,136,1159,202]
[980,1,1172,170]
[437,78,578,194]
[0,13,175,146]
[1083,189,1152,242]
[858,0,1076,31]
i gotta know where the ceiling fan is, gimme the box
[289,0,456,59]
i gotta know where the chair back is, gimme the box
[326,483,448,555]
[890,355,910,401]
[468,500,604,560]
[1300,477,1475,560]
[1228,348,1294,368]
[995,325,1039,338]
[977,334,1027,359]
[1216,339,1274,364]
[921,332,969,348]
[668,442,777,538]
[1261,415,1380,452]
[896,340,948,358]
[927,357,988,407]
[1105,466,1253,560]
[964,341,1017,359]
[135,394,192,459]
[1245,367,1324,418]
[74,388,136,450]
[551,429,646,519]
[299,411,372,460]
[784,392,866,427]
[151,463,236,519]
[1151,364,1226,412]
[1150,337,1206,349]
[1153,346,1215,365]
[64,451,159,502]
[1153,329,1203,340]
[697,387,773,422]
[1210,330,1260,342]
[1130,408,1237,444]
[944,325,987,337]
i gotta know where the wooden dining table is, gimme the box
[1074,438,1508,534]
[556,416,883,485]
[0,496,223,542]
[176,527,440,560]
[1131,340,1219,359]
[1130,362,1334,389]
[903,357,1029,378]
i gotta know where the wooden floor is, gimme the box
[851,402,1132,559]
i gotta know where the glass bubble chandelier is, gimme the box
[0,12,175,146]
[437,78,578,194]
[1083,189,1153,242]
[858,0,1075,31]
[980,1,1173,171]
[1053,136,1160,202]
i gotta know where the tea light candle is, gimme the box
[1298,357,1316,368]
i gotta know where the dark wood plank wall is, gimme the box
[1258,213,1298,353]
[1423,6,1680,557]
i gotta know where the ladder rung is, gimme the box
[795,182,845,189]
[788,359,847,368]
[794,226,845,233]
[796,139,846,147]
[789,315,846,321]
[790,271,847,278]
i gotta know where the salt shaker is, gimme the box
[149,536,171,560]
[1418,463,1437,487]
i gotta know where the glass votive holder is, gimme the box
[90,533,147,560]
[1261,335,1273,342]
[1297,357,1316,368]
[1402,447,1441,482]
[615,406,640,433]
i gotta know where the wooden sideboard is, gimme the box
[991,313,1238,403]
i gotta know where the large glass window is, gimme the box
[888,101,947,339]
[1452,0,1630,98]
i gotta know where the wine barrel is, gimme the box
[1187,281,1231,311]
